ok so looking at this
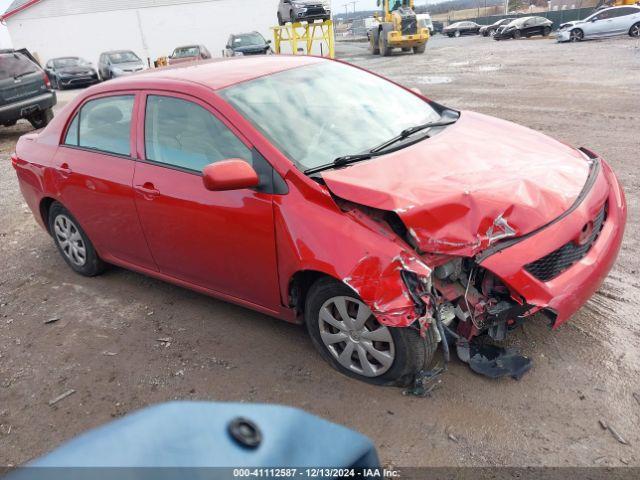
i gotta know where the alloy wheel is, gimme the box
[631,24,640,37]
[318,296,395,377]
[570,29,583,42]
[54,214,87,267]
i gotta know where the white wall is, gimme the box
[6,0,280,66]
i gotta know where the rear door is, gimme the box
[0,52,46,113]
[132,91,281,310]
[52,92,156,270]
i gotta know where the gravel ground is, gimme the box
[1,34,639,468]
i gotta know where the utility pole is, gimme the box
[343,3,348,18]
[350,1,357,14]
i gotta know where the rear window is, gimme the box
[0,53,38,81]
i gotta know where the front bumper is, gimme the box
[387,29,430,47]
[480,157,626,328]
[0,91,57,123]
[556,29,571,42]
[59,75,99,87]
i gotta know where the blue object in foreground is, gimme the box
[7,402,379,480]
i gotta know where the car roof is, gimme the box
[103,50,136,55]
[95,55,324,91]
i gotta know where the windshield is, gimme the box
[232,34,266,47]
[53,57,88,68]
[172,47,200,58]
[220,62,441,172]
[108,52,140,64]
[0,53,37,80]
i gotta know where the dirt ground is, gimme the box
[1,35,639,468]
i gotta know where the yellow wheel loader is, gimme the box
[368,0,430,56]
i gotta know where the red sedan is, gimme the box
[12,56,626,385]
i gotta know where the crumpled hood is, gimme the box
[322,111,591,256]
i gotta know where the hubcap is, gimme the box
[54,214,87,267]
[632,25,640,37]
[318,296,395,377]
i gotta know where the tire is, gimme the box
[379,32,392,57]
[48,202,106,277]
[413,43,426,54]
[513,29,522,39]
[304,278,438,387]
[370,32,380,54]
[629,22,640,38]
[28,108,54,129]
[482,30,488,37]
[570,28,584,42]
[454,30,461,37]
[401,47,411,52]
[542,26,551,36]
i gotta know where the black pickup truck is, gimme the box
[0,50,56,129]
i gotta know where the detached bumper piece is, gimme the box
[456,340,532,380]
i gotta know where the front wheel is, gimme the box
[49,202,106,277]
[379,32,392,56]
[305,278,438,386]
[629,22,640,38]
[513,29,522,39]
[28,108,54,129]
[570,28,584,42]
[413,43,426,54]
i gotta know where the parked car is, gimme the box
[443,21,481,37]
[479,18,515,36]
[0,50,56,129]
[494,16,553,40]
[44,57,99,89]
[97,50,145,80]
[168,45,212,65]
[224,32,272,57]
[277,0,331,25]
[556,5,640,42]
[12,56,626,385]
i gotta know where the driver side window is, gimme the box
[144,95,252,173]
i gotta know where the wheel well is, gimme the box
[39,197,56,234]
[288,270,335,317]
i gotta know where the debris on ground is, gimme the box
[48,389,76,406]
[102,351,118,356]
[156,337,172,347]
[599,419,629,445]
[44,317,60,324]
[633,392,640,406]
[456,340,532,380]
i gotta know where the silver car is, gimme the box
[557,5,640,42]
[97,50,146,80]
[277,0,331,25]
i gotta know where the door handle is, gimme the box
[135,182,160,197]
[57,163,72,176]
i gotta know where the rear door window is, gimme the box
[64,95,134,156]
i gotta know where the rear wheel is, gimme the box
[542,26,551,36]
[630,22,640,38]
[379,32,392,56]
[570,28,584,42]
[28,108,53,129]
[49,202,105,277]
[413,43,426,54]
[305,278,438,386]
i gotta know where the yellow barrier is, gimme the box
[272,20,335,59]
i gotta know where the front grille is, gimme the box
[525,203,607,282]
[306,7,326,15]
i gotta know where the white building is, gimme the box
[1,0,280,66]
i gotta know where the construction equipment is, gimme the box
[272,20,335,59]
[368,0,429,56]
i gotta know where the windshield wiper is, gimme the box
[303,115,460,176]
[370,118,459,154]
[14,70,37,79]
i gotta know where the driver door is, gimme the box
[132,92,281,310]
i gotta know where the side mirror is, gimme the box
[267,39,272,44]
[202,159,259,191]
